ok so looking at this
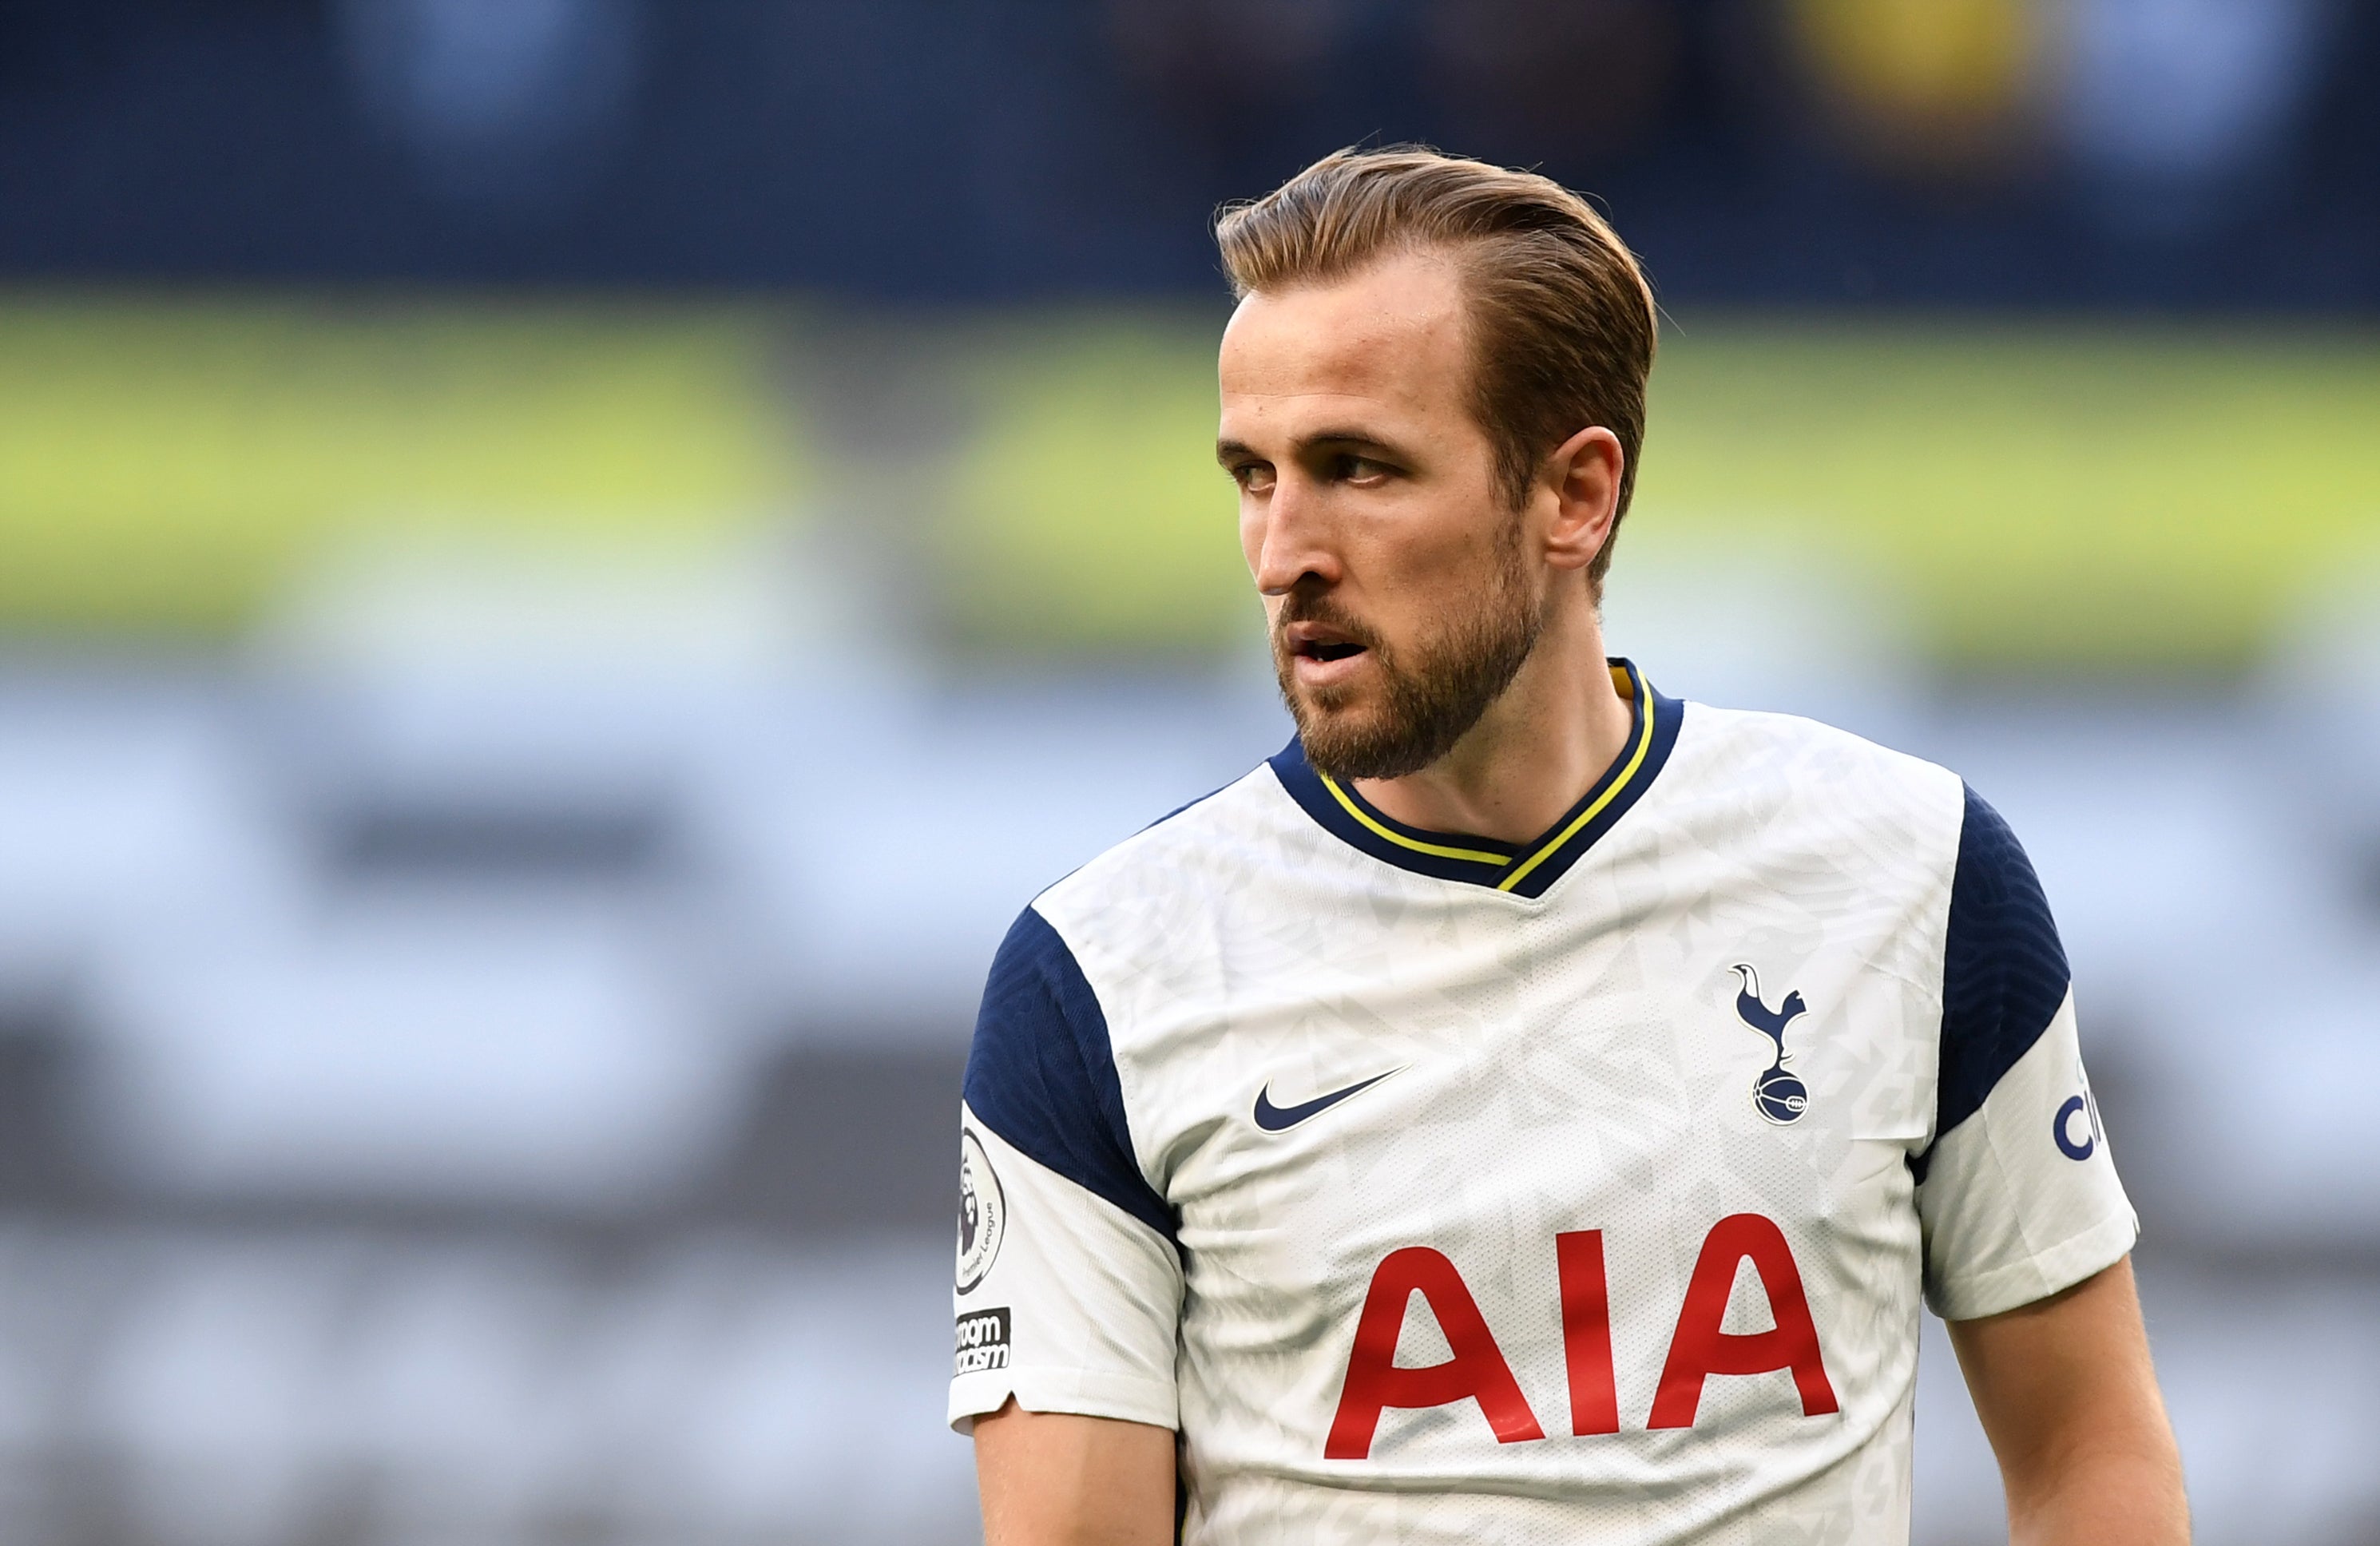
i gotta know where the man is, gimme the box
[950,146,2187,1544]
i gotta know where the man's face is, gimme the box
[1217,249,1544,781]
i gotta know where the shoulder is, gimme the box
[959,763,1295,1235]
[1679,700,1955,790]
[1668,701,2055,930]
[1029,759,1302,946]
[965,902,1180,1242]
[970,756,1295,1070]
[1664,700,1966,844]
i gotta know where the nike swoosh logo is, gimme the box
[1253,1068,1401,1132]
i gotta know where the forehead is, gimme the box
[1218,248,1474,426]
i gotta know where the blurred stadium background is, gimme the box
[0,2,2377,1542]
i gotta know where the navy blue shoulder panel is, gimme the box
[1934,784,2073,1144]
[963,906,1177,1247]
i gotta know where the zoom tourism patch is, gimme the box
[954,1306,1012,1377]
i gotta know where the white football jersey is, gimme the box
[950,661,2136,1544]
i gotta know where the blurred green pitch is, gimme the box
[3,295,2374,669]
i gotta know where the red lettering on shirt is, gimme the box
[1648,1213,1839,1429]
[1325,1247,1546,1460]
[1555,1230,1620,1436]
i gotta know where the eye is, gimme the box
[1231,461,1276,493]
[1333,454,1391,485]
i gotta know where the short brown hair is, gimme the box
[1215,145,1657,583]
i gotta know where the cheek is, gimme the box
[1367,494,1498,586]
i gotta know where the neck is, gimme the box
[1350,597,1633,845]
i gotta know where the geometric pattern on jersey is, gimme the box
[1267,659,1683,897]
[954,668,2138,1545]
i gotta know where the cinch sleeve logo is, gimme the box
[954,1306,1012,1376]
[2053,1090,2102,1161]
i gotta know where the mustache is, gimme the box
[1272,593,1385,653]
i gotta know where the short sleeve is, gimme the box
[949,907,1183,1433]
[1915,787,2140,1321]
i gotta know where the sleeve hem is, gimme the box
[1927,1210,2140,1322]
[948,1366,1180,1436]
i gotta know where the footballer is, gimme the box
[950,146,2188,1544]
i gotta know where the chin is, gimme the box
[1291,681,1375,732]
[1291,700,1402,769]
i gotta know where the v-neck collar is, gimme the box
[1267,659,1682,900]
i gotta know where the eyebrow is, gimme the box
[1215,429,1409,467]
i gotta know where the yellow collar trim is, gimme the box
[1311,662,1652,886]
[1317,775,1514,867]
[1494,672,1656,893]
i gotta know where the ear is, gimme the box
[1540,425,1624,573]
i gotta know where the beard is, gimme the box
[1274,528,1545,783]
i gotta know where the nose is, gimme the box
[1248,475,1340,597]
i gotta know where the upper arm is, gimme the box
[1915,786,2139,1319]
[956,908,1183,1541]
[974,1401,1176,1546]
[1946,1259,2161,1468]
[1947,1259,2185,1541]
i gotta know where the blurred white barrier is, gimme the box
[0,679,302,1010]
[0,1229,978,1546]
[88,900,737,1208]
[2267,559,2380,862]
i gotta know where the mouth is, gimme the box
[1282,620,1373,683]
